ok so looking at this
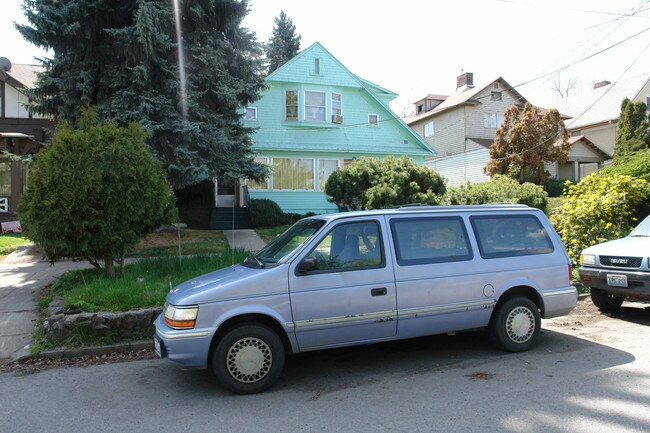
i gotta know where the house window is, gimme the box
[491,92,502,101]
[493,82,500,89]
[318,159,339,191]
[424,121,434,138]
[305,91,326,122]
[314,58,320,75]
[483,112,504,129]
[285,90,298,121]
[332,93,342,117]
[272,158,314,190]
[0,161,11,195]
[244,107,257,121]
[368,114,379,126]
[247,157,269,190]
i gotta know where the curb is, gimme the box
[10,340,154,365]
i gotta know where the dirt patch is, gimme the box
[134,229,221,250]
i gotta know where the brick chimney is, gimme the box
[457,72,474,89]
[593,80,611,89]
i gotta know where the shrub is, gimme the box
[600,149,650,182]
[549,173,649,263]
[250,198,285,227]
[324,155,446,210]
[18,108,176,276]
[445,175,548,212]
[544,178,572,198]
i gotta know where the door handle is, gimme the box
[371,287,387,296]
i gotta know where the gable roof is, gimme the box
[1,63,43,90]
[265,42,434,156]
[552,73,650,130]
[405,77,528,125]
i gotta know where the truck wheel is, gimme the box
[212,324,285,394]
[590,288,624,311]
[490,297,540,352]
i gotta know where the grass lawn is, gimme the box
[129,229,229,257]
[53,250,250,312]
[255,224,290,243]
[0,233,32,260]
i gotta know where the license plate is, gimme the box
[607,274,628,287]
[154,337,162,358]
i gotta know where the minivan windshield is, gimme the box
[251,218,326,265]
[630,216,650,237]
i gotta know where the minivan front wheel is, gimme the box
[590,288,624,311]
[212,324,285,394]
[490,297,540,352]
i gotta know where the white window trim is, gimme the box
[424,121,434,138]
[245,107,257,121]
[304,90,327,123]
[368,113,379,126]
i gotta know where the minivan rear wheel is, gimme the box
[590,288,624,311]
[490,297,540,352]
[212,324,285,394]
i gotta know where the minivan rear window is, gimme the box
[471,214,554,259]
[390,216,473,266]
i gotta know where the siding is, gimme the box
[426,148,490,186]
[249,190,338,214]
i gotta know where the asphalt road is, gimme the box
[1,302,649,433]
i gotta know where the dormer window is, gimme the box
[285,90,298,121]
[305,90,326,122]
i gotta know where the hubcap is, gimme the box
[226,337,272,383]
[506,306,535,343]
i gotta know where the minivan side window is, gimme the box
[471,214,554,259]
[390,217,473,266]
[304,221,384,272]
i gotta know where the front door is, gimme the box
[288,219,397,350]
[216,176,237,207]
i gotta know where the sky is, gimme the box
[2,0,649,115]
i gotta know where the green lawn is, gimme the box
[0,233,32,260]
[255,224,290,243]
[54,250,250,312]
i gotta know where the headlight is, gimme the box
[581,254,596,266]
[164,303,199,329]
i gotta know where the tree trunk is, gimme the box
[104,254,115,277]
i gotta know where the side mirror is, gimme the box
[297,257,319,275]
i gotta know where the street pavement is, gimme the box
[0,229,267,364]
[1,305,649,433]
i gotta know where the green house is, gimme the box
[214,42,434,222]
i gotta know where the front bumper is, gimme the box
[579,266,650,298]
[154,314,215,370]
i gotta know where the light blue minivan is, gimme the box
[155,204,577,394]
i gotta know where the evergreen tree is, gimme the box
[485,103,570,185]
[266,11,301,74]
[614,98,650,158]
[17,0,267,189]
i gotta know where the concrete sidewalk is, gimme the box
[0,230,267,365]
[222,229,267,252]
[0,246,95,364]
